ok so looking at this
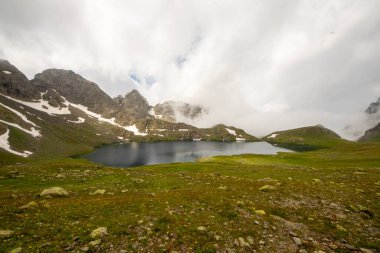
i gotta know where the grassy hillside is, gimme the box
[263,125,347,151]
[0,141,379,253]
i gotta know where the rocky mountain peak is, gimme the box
[0,59,40,100]
[31,69,118,117]
[114,89,151,125]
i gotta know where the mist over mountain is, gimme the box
[1,1,379,139]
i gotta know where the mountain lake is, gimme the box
[80,141,292,167]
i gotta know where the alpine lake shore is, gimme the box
[1,133,380,253]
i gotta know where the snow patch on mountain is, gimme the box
[0,92,71,115]
[0,128,33,157]
[124,124,147,136]
[268,133,279,138]
[149,108,164,119]
[68,117,85,124]
[0,120,41,137]
[225,128,236,135]
[0,102,38,127]
[2,70,12,75]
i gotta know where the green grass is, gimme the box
[1,140,380,252]
[263,125,348,151]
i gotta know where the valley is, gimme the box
[0,60,380,253]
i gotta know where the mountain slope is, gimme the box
[0,59,259,161]
[0,60,40,100]
[263,125,345,151]
[32,69,119,118]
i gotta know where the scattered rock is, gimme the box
[9,247,22,253]
[246,236,254,245]
[56,174,65,178]
[259,185,275,192]
[336,224,347,232]
[312,179,322,183]
[80,246,89,252]
[348,204,374,217]
[360,248,374,253]
[236,237,250,247]
[89,239,101,247]
[197,226,206,231]
[257,177,277,182]
[328,242,338,249]
[20,201,38,210]
[344,244,356,250]
[40,187,69,197]
[255,210,266,215]
[214,235,221,241]
[90,227,108,238]
[218,186,227,190]
[0,229,13,238]
[289,231,298,237]
[291,237,303,246]
[92,189,106,195]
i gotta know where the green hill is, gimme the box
[263,125,346,151]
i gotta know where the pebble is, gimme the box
[0,229,13,238]
[89,239,101,247]
[197,226,206,231]
[292,237,303,246]
[90,227,108,238]
[237,237,250,247]
[92,189,106,195]
[360,248,374,253]
[255,210,266,215]
[40,187,69,197]
[81,246,89,252]
[9,247,22,253]
[20,201,38,210]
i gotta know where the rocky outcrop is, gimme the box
[31,69,119,117]
[114,89,151,125]
[0,59,40,100]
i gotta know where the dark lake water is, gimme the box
[81,141,291,168]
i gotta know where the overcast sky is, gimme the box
[1,0,380,138]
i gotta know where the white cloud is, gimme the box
[0,0,379,139]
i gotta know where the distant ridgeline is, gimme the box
[263,125,346,151]
[0,59,259,161]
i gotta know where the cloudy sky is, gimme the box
[1,0,380,138]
